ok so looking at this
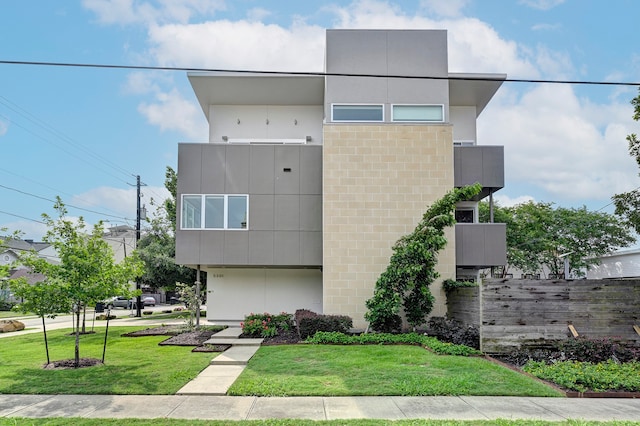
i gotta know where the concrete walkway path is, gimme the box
[2,394,640,421]
[177,327,262,395]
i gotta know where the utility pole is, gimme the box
[135,175,143,317]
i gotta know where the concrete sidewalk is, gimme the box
[2,394,640,421]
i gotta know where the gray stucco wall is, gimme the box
[324,29,450,121]
[176,143,322,267]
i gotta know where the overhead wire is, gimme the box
[0,96,135,179]
[0,59,639,86]
[0,183,135,221]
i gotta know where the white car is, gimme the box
[142,296,156,306]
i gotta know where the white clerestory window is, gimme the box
[392,105,444,122]
[181,194,248,230]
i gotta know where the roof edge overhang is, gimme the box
[449,72,507,117]
[187,72,326,121]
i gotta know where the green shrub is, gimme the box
[442,279,478,292]
[298,314,353,339]
[305,331,481,356]
[425,316,480,349]
[559,337,640,363]
[241,312,293,338]
[524,359,640,392]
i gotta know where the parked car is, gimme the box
[105,296,134,309]
[142,296,156,306]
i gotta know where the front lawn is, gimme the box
[0,327,214,394]
[228,345,563,397]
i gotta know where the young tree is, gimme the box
[480,201,635,277]
[175,281,202,331]
[22,198,144,368]
[612,89,640,232]
[10,278,71,364]
[365,184,482,332]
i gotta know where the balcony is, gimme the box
[454,145,504,200]
[455,223,506,268]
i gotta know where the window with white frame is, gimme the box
[392,105,444,122]
[331,104,384,122]
[181,195,248,230]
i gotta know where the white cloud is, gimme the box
[0,220,48,242]
[479,84,640,203]
[82,0,226,25]
[123,71,163,95]
[0,119,8,136]
[70,185,169,219]
[71,186,138,218]
[519,0,566,11]
[494,194,536,207]
[419,0,469,17]
[146,20,326,71]
[531,23,561,31]
[247,7,271,22]
[138,89,207,139]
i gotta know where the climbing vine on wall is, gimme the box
[364,183,482,332]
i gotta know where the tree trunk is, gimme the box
[42,316,50,365]
[74,307,80,368]
[81,304,86,334]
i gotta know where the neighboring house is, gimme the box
[103,225,137,264]
[175,29,507,327]
[587,248,640,279]
[0,238,59,268]
[1,238,58,305]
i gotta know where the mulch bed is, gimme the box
[44,358,103,369]
[123,326,230,352]
[259,329,301,345]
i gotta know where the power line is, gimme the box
[0,111,132,185]
[0,183,135,221]
[0,210,45,225]
[0,59,639,87]
[0,167,137,220]
[0,96,135,180]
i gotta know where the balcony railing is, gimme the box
[454,145,504,200]
[455,223,506,268]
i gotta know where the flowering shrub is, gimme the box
[241,312,293,338]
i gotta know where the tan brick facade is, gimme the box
[322,123,456,328]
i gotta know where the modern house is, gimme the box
[587,248,640,279]
[176,29,507,327]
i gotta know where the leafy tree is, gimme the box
[137,166,197,292]
[612,88,640,232]
[175,281,203,331]
[480,201,635,277]
[365,184,482,332]
[10,278,71,364]
[21,198,144,368]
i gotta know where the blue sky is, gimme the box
[1,0,639,240]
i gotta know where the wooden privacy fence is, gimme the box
[446,278,640,354]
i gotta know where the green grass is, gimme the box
[0,327,214,395]
[2,420,639,426]
[0,310,31,319]
[228,345,563,397]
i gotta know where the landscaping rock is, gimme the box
[0,320,25,333]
